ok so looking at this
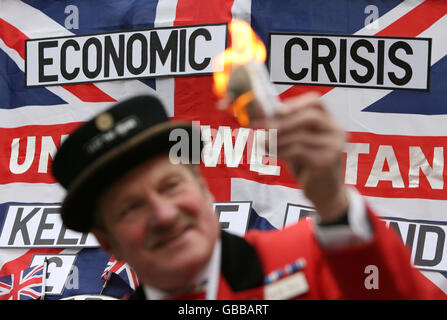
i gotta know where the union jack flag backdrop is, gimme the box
[0,0,446,299]
[101,256,139,290]
[0,264,44,300]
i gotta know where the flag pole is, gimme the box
[41,258,48,300]
[100,272,110,295]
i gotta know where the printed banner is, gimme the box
[269,33,431,90]
[1,0,447,299]
[25,23,228,87]
[0,204,98,248]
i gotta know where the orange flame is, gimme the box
[213,20,267,99]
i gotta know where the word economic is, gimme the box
[25,23,227,86]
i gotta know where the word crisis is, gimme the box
[269,33,431,90]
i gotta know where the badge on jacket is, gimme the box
[263,258,309,300]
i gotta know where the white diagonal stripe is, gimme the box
[0,0,158,111]
[153,0,179,117]
[322,14,447,136]
[0,183,65,203]
[232,0,252,25]
[0,102,116,127]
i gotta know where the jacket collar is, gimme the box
[220,230,264,292]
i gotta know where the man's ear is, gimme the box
[91,228,119,258]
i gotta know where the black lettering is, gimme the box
[414,225,445,267]
[389,221,402,237]
[82,37,102,79]
[150,30,178,73]
[80,232,89,245]
[8,207,40,245]
[405,223,417,250]
[38,41,58,83]
[389,222,416,250]
[189,28,211,71]
[339,39,347,83]
[350,39,375,83]
[34,207,58,246]
[284,37,309,81]
[377,40,385,85]
[215,205,240,230]
[311,38,337,82]
[104,35,125,77]
[47,256,63,268]
[57,224,78,245]
[127,33,148,75]
[60,39,80,80]
[179,29,187,72]
[44,256,63,292]
[299,209,314,220]
[388,41,413,86]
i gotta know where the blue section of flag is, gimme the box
[22,0,159,34]
[251,0,404,47]
[0,49,66,109]
[0,274,13,295]
[362,56,447,115]
[18,265,44,300]
[46,248,132,300]
[102,272,133,297]
[247,208,277,231]
[0,203,10,233]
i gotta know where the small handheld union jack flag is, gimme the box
[100,256,139,294]
[0,264,45,300]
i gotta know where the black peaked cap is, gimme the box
[51,95,199,233]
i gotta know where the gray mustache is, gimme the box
[144,214,197,249]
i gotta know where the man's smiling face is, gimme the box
[93,154,220,292]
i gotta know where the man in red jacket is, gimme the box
[51,94,445,299]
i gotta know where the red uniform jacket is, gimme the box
[128,208,446,300]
